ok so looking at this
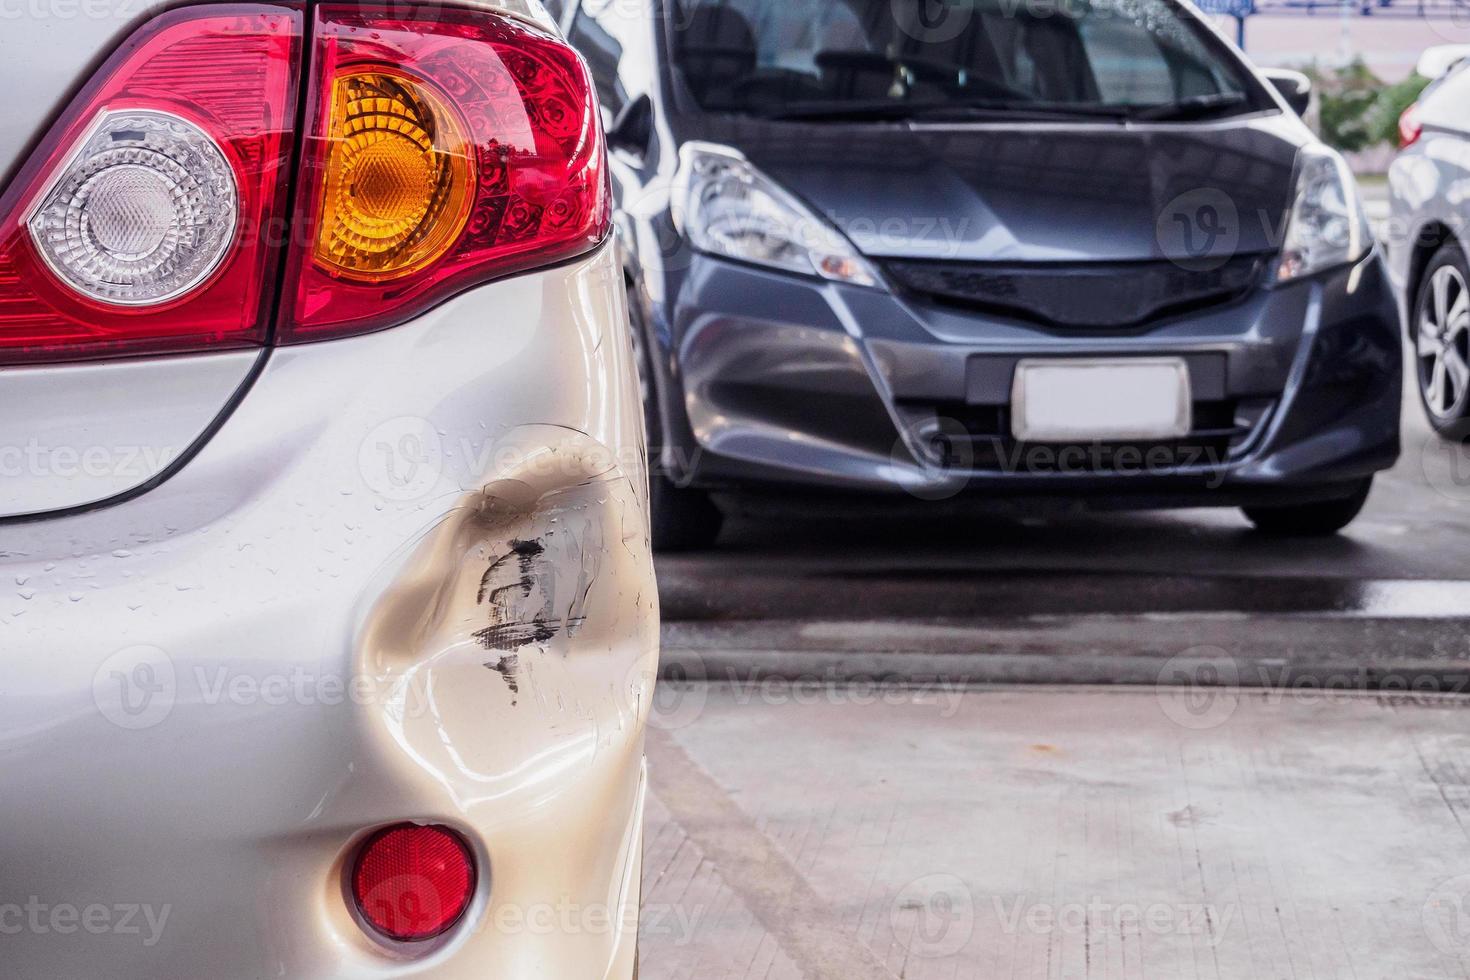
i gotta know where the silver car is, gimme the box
[1389,52,1470,437]
[0,2,655,977]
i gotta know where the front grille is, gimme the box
[883,254,1268,331]
[904,399,1274,476]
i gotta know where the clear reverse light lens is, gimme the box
[1276,146,1370,283]
[674,143,875,287]
[27,110,238,306]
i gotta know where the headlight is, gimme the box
[673,142,876,287]
[1276,146,1372,283]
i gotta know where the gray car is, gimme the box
[565,0,1405,550]
[1388,55,1470,439]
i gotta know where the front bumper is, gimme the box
[0,245,655,979]
[657,250,1402,507]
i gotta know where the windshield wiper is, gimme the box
[758,98,1135,123]
[757,100,935,122]
[906,100,1136,122]
[1129,92,1250,121]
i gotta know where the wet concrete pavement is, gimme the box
[655,392,1470,687]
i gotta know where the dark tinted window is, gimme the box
[668,0,1254,117]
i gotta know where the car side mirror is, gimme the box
[608,94,654,160]
[1262,69,1312,116]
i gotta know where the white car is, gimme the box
[0,2,656,977]
[1389,48,1470,437]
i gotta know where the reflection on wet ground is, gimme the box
[655,407,1470,682]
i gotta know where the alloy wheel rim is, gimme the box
[1417,264,1470,420]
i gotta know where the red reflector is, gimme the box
[279,5,611,343]
[0,5,301,366]
[351,824,476,943]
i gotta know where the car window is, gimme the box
[667,0,1256,118]
[1077,18,1177,104]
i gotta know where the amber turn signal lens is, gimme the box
[314,70,473,282]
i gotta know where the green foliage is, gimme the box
[1366,72,1432,146]
[1301,58,1431,153]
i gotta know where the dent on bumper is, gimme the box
[0,244,655,980]
[663,252,1401,499]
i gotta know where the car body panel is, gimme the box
[669,248,1400,499]
[699,114,1304,263]
[0,0,141,182]
[0,351,262,518]
[0,243,656,979]
[1387,68,1470,327]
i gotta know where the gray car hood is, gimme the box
[698,114,1307,264]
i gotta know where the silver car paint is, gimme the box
[1388,69,1470,323]
[0,1,141,180]
[0,242,656,979]
[0,351,261,517]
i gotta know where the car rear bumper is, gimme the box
[655,249,1402,506]
[0,244,654,980]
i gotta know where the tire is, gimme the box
[1411,242,1470,439]
[627,284,723,552]
[1241,478,1373,537]
[649,475,724,552]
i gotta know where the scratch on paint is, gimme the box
[484,654,521,705]
[472,536,590,656]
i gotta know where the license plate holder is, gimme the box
[1011,358,1193,443]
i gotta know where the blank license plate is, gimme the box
[1011,359,1192,443]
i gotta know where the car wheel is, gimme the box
[627,284,724,552]
[1241,478,1373,537]
[1413,242,1470,439]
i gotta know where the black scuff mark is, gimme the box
[475,618,562,651]
[476,539,543,605]
[473,537,586,655]
[484,654,521,705]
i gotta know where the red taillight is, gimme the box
[0,5,301,366]
[351,824,476,943]
[278,5,611,343]
[0,2,607,366]
[1399,103,1424,149]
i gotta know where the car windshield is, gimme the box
[668,0,1259,120]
